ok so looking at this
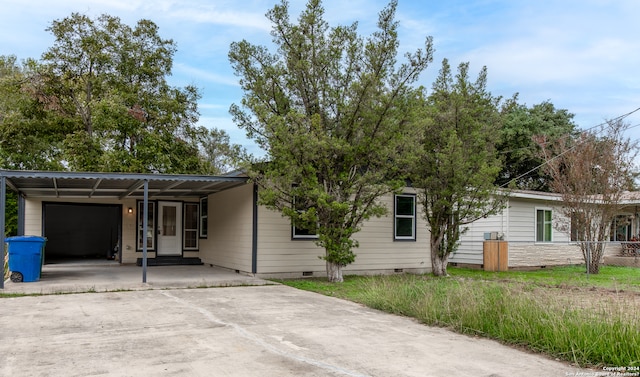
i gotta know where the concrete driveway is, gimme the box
[0,283,588,376]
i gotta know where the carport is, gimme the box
[0,170,248,289]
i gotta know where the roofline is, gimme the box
[0,170,248,183]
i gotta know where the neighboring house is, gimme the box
[0,170,430,280]
[452,190,639,269]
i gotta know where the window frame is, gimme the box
[136,201,156,251]
[183,202,200,250]
[291,195,318,240]
[394,194,417,241]
[199,197,208,238]
[610,214,633,242]
[535,208,553,243]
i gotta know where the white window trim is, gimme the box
[394,194,416,241]
[535,207,553,243]
[199,197,208,238]
[137,201,156,251]
[183,202,199,250]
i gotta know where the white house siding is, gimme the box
[199,183,254,273]
[255,189,431,278]
[453,195,588,268]
[452,209,508,265]
[24,199,42,237]
[23,197,139,263]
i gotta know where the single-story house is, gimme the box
[2,171,637,288]
[451,190,640,269]
[0,170,431,286]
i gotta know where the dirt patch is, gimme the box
[531,284,640,318]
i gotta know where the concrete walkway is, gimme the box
[2,262,271,294]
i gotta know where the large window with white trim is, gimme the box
[536,208,552,242]
[394,194,416,240]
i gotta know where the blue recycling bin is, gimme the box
[6,236,46,282]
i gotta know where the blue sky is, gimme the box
[2,0,640,156]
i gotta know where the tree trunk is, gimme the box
[326,261,343,283]
[430,246,450,277]
[581,241,603,275]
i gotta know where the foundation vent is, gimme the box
[302,271,313,277]
[394,268,404,273]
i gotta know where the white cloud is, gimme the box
[174,63,239,87]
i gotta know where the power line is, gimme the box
[500,107,640,188]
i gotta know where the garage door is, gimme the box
[43,203,121,262]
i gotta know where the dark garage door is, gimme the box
[43,203,121,262]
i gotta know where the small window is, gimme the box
[536,209,552,242]
[199,197,208,238]
[183,202,199,250]
[137,201,156,251]
[292,196,318,239]
[395,194,416,240]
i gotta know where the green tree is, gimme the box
[411,59,504,277]
[229,0,433,282]
[0,55,68,170]
[197,128,249,175]
[40,13,203,173]
[497,97,578,191]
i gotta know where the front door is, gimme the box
[157,201,182,256]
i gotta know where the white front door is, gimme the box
[157,201,182,256]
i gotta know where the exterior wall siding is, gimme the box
[452,208,507,265]
[199,183,254,272]
[255,189,431,278]
[453,196,588,268]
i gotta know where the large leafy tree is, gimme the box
[497,97,578,191]
[0,55,68,170]
[410,59,504,277]
[1,14,246,174]
[229,0,433,282]
[39,13,203,173]
[536,119,638,274]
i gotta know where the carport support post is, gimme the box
[1,175,5,289]
[142,179,149,283]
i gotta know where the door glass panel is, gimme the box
[163,206,176,236]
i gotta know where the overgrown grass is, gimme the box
[449,265,640,291]
[277,266,640,368]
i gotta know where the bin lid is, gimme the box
[5,235,46,242]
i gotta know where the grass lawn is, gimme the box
[276,265,640,368]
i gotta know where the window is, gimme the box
[570,212,585,242]
[292,196,318,239]
[199,197,208,238]
[137,201,156,250]
[536,209,552,242]
[183,202,199,250]
[610,215,632,241]
[395,194,416,240]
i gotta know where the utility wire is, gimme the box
[500,107,640,188]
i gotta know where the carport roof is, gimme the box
[0,170,249,199]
